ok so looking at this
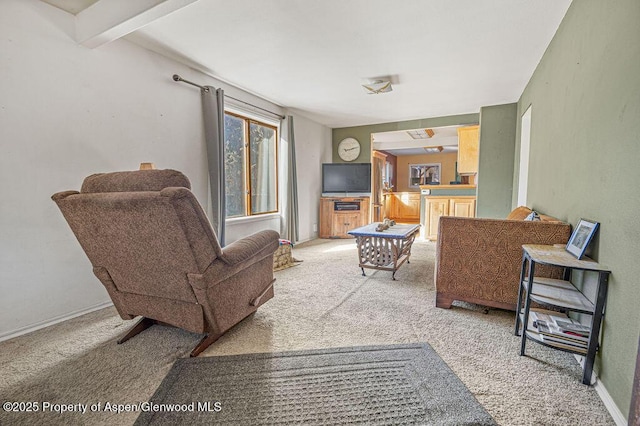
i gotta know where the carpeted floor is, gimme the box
[0,238,615,425]
[135,344,496,425]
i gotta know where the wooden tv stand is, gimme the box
[319,196,370,238]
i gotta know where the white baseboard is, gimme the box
[0,301,114,343]
[574,355,627,425]
[595,379,628,426]
[295,236,315,245]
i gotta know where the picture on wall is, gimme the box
[409,163,441,187]
[566,219,599,259]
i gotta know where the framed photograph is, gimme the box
[566,219,599,259]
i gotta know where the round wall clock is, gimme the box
[337,137,361,162]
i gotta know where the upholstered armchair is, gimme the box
[52,169,279,356]
[435,207,571,311]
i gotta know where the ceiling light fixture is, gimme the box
[362,80,393,94]
[423,146,444,154]
[408,129,435,139]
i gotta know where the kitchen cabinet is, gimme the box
[424,196,476,240]
[384,192,420,223]
[449,197,476,218]
[457,125,479,175]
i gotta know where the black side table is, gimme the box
[515,244,611,385]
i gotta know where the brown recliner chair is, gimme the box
[52,169,279,356]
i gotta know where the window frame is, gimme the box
[408,163,441,188]
[224,110,279,218]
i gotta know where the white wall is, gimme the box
[0,0,331,339]
[287,113,333,242]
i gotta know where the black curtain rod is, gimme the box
[172,74,286,120]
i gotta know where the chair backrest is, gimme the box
[52,170,223,304]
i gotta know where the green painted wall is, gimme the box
[515,0,640,417]
[332,113,479,163]
[477,103,517,218]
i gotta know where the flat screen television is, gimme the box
[322,163,371,195]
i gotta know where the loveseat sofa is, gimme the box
[435,207,571,311]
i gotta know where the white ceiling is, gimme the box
[373,126,460,156]
[41,0,97,15]
[40,0,572,129]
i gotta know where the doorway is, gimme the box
[517,105,532,207]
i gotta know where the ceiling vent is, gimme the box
[423,146,444,154]
[407,129,435,139]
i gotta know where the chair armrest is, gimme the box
[51,190,80,202]
[195,229,280,290]
[219,230,280,266]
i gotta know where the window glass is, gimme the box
[223,112,278,217]
[224,114,246,217]
[409,163,441,187]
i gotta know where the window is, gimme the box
[409,163,441,187]
[382,160,394,191]
[224,112,278,217]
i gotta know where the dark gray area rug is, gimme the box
[135,343,496,425]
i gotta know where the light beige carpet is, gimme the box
[0,238,615,425]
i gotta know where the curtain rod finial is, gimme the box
[172,74,181,81]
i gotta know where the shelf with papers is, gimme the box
[518,309,589,356]
[514,244,611,385]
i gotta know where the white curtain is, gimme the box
[254,132,276,213]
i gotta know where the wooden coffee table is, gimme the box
[347,223,420,280]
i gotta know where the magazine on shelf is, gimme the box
[538,334,588,354]
[554,319,591,337]
[536,321,589,344]
[529,311,590,346]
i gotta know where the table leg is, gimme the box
[520,259,536,356]
[514,251,528,336]
[391,240,400,280]
[582,272,609,385]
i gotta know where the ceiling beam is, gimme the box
[76,0,199,49]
